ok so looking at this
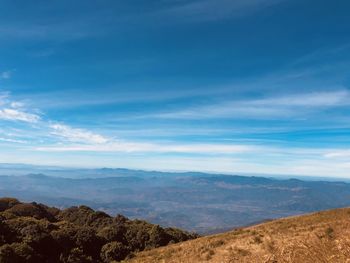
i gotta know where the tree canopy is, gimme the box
[0,197,198,262]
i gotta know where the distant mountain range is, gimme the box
[1,164,350,234]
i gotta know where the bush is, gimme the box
[146,225,169,248]
[97,224,126,243]
[57,206,112,228]
[20,223,58,258]
[100,242,129,262]
[0,243,36,263]
[7,203,57,222]
[74,227,104,259]
[51,224,78,252]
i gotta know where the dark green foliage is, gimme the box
[0,197,198,262]
[100,242,128,262]
[0,243,36,263]
[51,223,79,253]
[97,224,126,243]
[74,227,104,260]
[7,202,57,222]
[57,206,113,229]
[147,225,169,248]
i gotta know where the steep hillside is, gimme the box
[0,197,197,262]
[128,207,350,263]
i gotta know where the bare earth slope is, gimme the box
[128,208,350,263]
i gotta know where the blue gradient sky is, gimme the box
[1,0,350,177]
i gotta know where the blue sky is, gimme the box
[0,0,350,177]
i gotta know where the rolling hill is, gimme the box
[127,207,350,263]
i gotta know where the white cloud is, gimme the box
[0,137,27,144]
[0,93,110,145]
[50,124,108,144]
[254,90,350,107]
[10,101,25,108]
[36,141,255,154]
[0,92,40,123]
[0,108,40,123]
[324,150,350,159]
[2,89,350,178]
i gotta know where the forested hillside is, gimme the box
[0,197,198,262]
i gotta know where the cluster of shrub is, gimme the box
[0,197,198,262]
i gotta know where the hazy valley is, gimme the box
[1,164,350,234]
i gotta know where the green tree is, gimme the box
[100,241,128,262]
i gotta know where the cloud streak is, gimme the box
[2,90,350,178]
[0,108,40,123]
[0,93,111,146]
[49,124,108,144]
[0,93,40,123]
[36,141,255,155]
[153,90,350,120]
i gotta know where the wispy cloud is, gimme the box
[324,149,350,159]
[253,90,350,107]
[2,90,350,178]
[0,108,40,123]
[36,141,255,154]
[0,92,110,145]
[0,137,27,144]
[153,90,350,120]
[49,124,109,144]
[0,93,40,123]
[19,87,209,109]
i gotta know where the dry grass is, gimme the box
[127,207,350,263]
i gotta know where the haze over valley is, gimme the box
[2,164,350,234]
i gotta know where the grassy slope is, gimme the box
[127,207,350,263]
